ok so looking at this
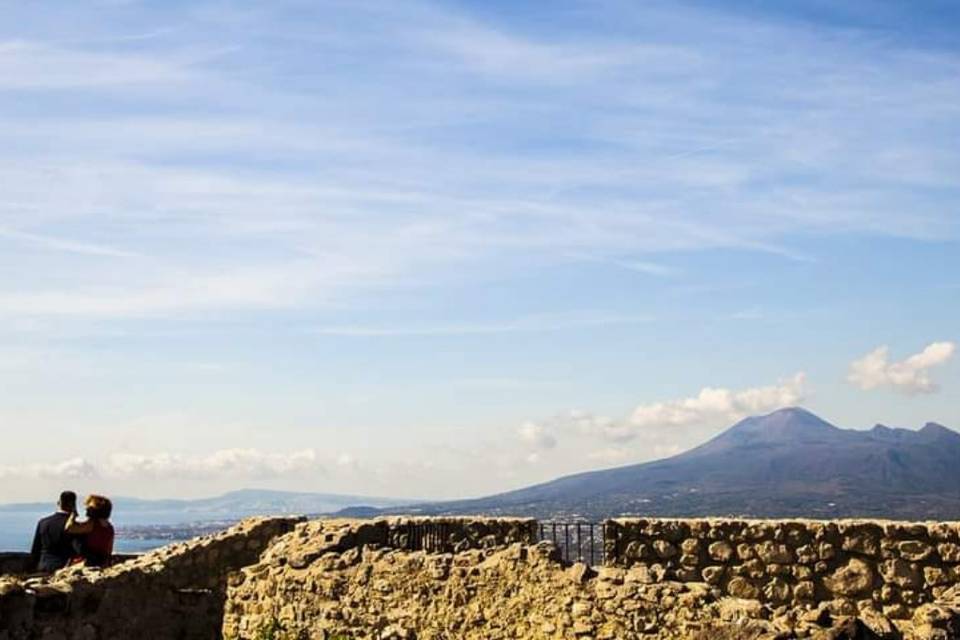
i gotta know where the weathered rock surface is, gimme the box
[606,517,960,619]
[225,517,960,639]
[5,515,960,639]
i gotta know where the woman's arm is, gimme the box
[65,511,93,535]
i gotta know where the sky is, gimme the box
[0,0,957,503]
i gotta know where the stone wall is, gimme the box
[224,517,960,640]
[223,517,539,638]
[0,516,301,640]
[5,516,960,639]
[604,518,960,620]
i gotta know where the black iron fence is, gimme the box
[390,521,457,553]
[537,521,607,566]
[385,519,609,566]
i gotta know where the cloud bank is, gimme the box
[517,372,808,458]
[848,341,956,394]
[629,373,808,430]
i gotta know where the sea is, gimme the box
[0,509,234,553]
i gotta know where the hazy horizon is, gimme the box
[1,0,957,503]
[1,407,957,507]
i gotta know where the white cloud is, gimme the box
[0,449,319,483]
[515,410,631,461]
[514,373,806,458]
[106,448,319,478]
[558,410,634,443]
[517,421,557,451]
[629,373,807,430]
[0,457,99,481]
[848,341,956,394]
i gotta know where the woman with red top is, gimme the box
[65,494,115,567]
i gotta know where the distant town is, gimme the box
[115,520,242,544]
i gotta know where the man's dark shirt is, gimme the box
[30,512,77,572]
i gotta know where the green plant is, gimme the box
[255,618,284,640]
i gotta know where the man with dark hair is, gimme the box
[30,491,79,572]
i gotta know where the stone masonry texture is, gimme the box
[4,516,960,639]
[225,517,960,640]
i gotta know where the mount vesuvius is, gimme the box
[380,408,960,520]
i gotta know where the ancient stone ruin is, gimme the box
[3,516,960,639]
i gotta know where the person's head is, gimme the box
[58,491,77,513]
[84,494,112,520]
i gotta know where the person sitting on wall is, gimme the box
[30,490,80,572]
[65,494,115,567]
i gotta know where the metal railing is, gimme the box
[537,521,606,566]
[385,520,609,566]
[391,521,457,553]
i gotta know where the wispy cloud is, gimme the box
[611,260,680,277]
[0,264,326,317]
[848,342,956,394]
[0,448,321,482]
[0,226,141,258]
[418,22,655,81]
[0,40,191,89]
[570,252,680,277]
[312,311,652,337]
[0,0,956,324]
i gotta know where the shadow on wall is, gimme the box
[0,552,141,577]
[0,553,36,576]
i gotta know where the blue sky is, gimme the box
[0,0,957,502]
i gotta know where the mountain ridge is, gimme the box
[371,407,960,520]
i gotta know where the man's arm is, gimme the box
[30,520,42,568]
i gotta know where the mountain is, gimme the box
[0,489,412,517]
[385,408,960,520]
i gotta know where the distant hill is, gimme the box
[374,408,960,520]
[0,489,412,518]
